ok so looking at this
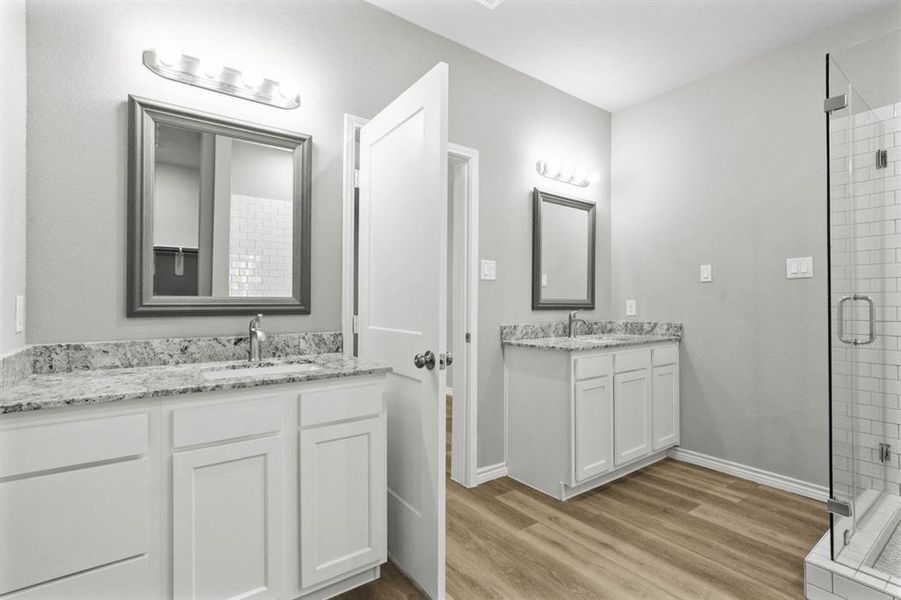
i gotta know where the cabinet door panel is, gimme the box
[172,437,283,600]
[300,415,386,588]
[573,377,613,483]
[653,364,679,450]
[613,369,651,466]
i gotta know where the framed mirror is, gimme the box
[127,96,312,316]
[532,188,596,310]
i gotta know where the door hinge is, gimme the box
[352,315,358,334]
[827,498,852,518]
[353,169,360,188]
[876,149,889,170]
[824,94,848,113]
[465,332,471,343]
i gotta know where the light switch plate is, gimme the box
[786,257,813,279]
[15,295,25,334]
[480,260,497,281]
[700,264,712,283]
[625,299,637,317]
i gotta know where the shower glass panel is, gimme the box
[829,28,901,582]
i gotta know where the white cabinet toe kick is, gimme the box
[505,342,679,501]
[0,374,388,600]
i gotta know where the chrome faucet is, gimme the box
[568,311,589,338]
[249,314,267,363]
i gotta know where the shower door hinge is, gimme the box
[827,498,853,518]
[465,332,471,343]
[876,150,889,170]
[352,314,358,334]
[353,169,360,188]
[824,94,848,113]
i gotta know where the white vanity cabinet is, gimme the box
[0,373,388,600]
[506,342,679,501]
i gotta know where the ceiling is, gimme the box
[367,0,893,111]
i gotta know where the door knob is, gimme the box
[413,350,436,370]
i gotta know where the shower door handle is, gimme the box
[838,295,876,345]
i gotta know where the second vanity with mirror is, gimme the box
[519,187,681,500]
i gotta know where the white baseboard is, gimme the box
[668,448,828,502]
[475,461,508,485]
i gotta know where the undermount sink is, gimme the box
[201,362,322,381]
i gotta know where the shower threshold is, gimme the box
[874,522,901,578]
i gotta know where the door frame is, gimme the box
[341,114,480,488]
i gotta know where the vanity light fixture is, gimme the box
[142,47,301,110]
[536,159,600,188]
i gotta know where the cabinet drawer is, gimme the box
[614,349,651,373]
[653,344,678,367]
[0,555,151,600]
[0,459,150,594]
[0,413,148,478]
[300,383,383,427]
[574,355,612,381]
[172,395,283,449]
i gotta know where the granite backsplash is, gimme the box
[500,320,682,343]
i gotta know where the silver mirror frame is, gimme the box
[531,187,596,311]
[127,95,312,316]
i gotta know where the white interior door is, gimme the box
[357,62,449,599]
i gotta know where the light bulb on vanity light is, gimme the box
[278,79,299,101]
[546,160,562,177]
[200,55,224,78]
[242,69,264,89]
[155,44,181,67]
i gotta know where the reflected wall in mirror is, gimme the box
[128,96,311,316]
[532,188,596,310]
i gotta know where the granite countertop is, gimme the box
[503,334,679,352]
[0,353,391,414]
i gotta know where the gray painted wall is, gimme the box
[25,1,611,467]
[0,0,26,358]
[611,4,901,486]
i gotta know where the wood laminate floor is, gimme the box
[339,399,827,599]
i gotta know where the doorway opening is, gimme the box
[341,114,480,489]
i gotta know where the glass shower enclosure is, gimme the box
[829,28,901,582]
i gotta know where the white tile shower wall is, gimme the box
[831,101,901,502]
[228,194,293,297]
